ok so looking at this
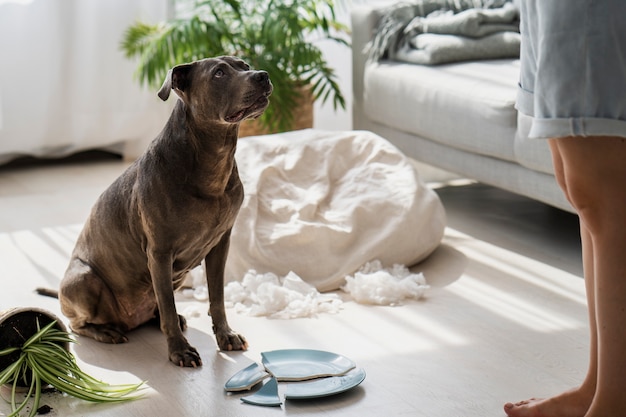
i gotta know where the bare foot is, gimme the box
[503,389,592,417]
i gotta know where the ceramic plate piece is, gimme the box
[261,349,356,381]
[241,377,282,407]
[224,362,269,392]
[284,367,366,400]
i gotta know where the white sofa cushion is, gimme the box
[363,59,520,161]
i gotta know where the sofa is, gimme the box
[351,3,573,213]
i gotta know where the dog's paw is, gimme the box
[98,329,129,344]
[168,340,202,368]
[73,324,129,344]
[215,329,248,351]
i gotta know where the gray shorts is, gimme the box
[517,0,626,139]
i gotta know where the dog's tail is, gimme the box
[36,287,59,299]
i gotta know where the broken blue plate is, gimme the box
[241,377,282,407]
[261,349,356,381]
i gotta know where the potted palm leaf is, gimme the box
[0,308,144,417]
[120,0,350,135]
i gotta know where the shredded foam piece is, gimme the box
[182,260,428,319]
[341,260,429,306]
[223,271,343,319]
[181,304,204,319]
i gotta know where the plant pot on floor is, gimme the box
[1,307,144,416]
[0,307,69,387]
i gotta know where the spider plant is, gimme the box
[0,320,144,417]
[120,0,350,133]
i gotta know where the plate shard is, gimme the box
[241,377,282,407]
[224,362,269,392]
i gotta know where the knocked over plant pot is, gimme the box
[0,307,69,387]
[0,307,144,417]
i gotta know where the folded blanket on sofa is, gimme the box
[404,3,519,38]
[367,0,520,65]
[395,31,519,65]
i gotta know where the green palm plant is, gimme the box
[121,0,350,133]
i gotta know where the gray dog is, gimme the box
[57,56,272,367]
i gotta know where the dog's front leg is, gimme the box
[205,230,248,351]
[148,250,202,367]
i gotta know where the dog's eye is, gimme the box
[214,69,225,78]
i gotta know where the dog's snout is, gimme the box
[254,70,269,84]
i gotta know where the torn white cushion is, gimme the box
[226,129,446,292]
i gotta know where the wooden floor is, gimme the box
[0,152,587,417]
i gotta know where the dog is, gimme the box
[56,56,272,367]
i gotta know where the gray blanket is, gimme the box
[367,0,520,65]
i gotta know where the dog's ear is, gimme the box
[157,63,194,101]
[157,69,174,101]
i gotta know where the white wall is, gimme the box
[314,1,392,131]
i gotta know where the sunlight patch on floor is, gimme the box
[443,228,586,333]
[450,225,585,305]
[447,275,583,332]
[331,306,442,353]
[0,224,81,281]
[396,308,469,347]
[462,243,586,305]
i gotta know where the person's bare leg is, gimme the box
[504,225,596,417]
[504,136,626,416]
[569,137,626,416]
